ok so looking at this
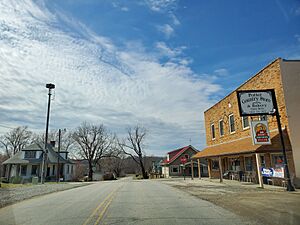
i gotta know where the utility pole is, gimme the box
[269,91,295,191]
[41,83,55,184]
[57,128,61,183]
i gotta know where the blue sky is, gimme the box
[0,0,299,155]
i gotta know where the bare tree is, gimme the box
[72,122,113,181]
[0,126,32,157]
[31,130,74,151]
[119,126,148,179]
[100,152,126,177]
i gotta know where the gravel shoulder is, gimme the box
[158,178,300,225]
[0,182,91,208]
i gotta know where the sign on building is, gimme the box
[237,90,276,116]
[250,120,271,145]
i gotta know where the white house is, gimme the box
[2,142,74,182]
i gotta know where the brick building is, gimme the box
[192,58,300,188]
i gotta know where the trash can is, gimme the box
[32,176,38,185]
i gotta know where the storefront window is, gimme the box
[230,158,240,171]
[245,157,253,171]
[260,155,266,168]
[212,160,219,170]
[272,154,284,168]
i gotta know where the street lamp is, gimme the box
[41,83,55,184]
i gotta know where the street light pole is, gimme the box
[41,83,55,184]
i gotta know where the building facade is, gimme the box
[192,58,300,187]
[3,143,74,182]
[161,145,208,178]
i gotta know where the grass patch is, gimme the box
[0,183,33,189]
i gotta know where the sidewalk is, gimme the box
[158,177,300,225]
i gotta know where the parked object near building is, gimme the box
[2,142,74,183]
[192,58,300,188]
[161,145,208,178]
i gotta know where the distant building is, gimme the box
[192,58,300,187]
[2,142,74,182]
[161,145,208,178]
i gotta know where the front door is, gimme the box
[47,167,50,177]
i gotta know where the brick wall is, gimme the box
[204,59,289,146]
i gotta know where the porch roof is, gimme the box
[192,130,291,159]
[2,152,42,164]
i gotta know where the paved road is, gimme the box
[0,178,255,225]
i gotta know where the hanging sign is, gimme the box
[251,120,271,145]
[237,90,276,116]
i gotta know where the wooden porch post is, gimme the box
[191,160,194,180]
[208,159,212,179]
[197,159,201,179]
[255,153,264,188]
[219,157,223,183]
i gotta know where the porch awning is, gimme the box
[192,130,291,159]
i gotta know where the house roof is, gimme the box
[3,143,73,165]
[162,145,198,165]
[192,130,291,159]
[22,143,44,151]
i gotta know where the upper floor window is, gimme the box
[211,124,215,140]
[242,116,249,129]
[24,151,36,159]
[229,114,235,133]
[260,115,267,121]
[219,120,224,136]
[184,154,189,159]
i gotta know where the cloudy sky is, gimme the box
[0,0,299,155]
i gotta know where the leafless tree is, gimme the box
[119,126,148,179]
[0,126,32,157]
[72,122,114,181]
[31,130,74,151]
[100,152,126,177]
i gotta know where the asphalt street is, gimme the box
[0,178,255,225]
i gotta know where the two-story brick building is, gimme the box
[192,58,300,188]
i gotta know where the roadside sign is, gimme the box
[237,90,276,116]
[180,157,187,164]
[261,167,273,177]
[250,120,271,145]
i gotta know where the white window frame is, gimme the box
[229,114,235,134]
[219,119,224,137]
[211,123,216,140]
[242,116,250,130]
[171,165,179,173]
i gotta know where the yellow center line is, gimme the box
[93,191,116,225]
[82,186,119,225]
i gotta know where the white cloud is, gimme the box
[295,34,300,43]
[0,0,221,154]
[170,14,180,26]
[214,68,229,76]
[295,6,300,16]
[145,0,178,12]
[155,42,183,58]
[156,24,174,39]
